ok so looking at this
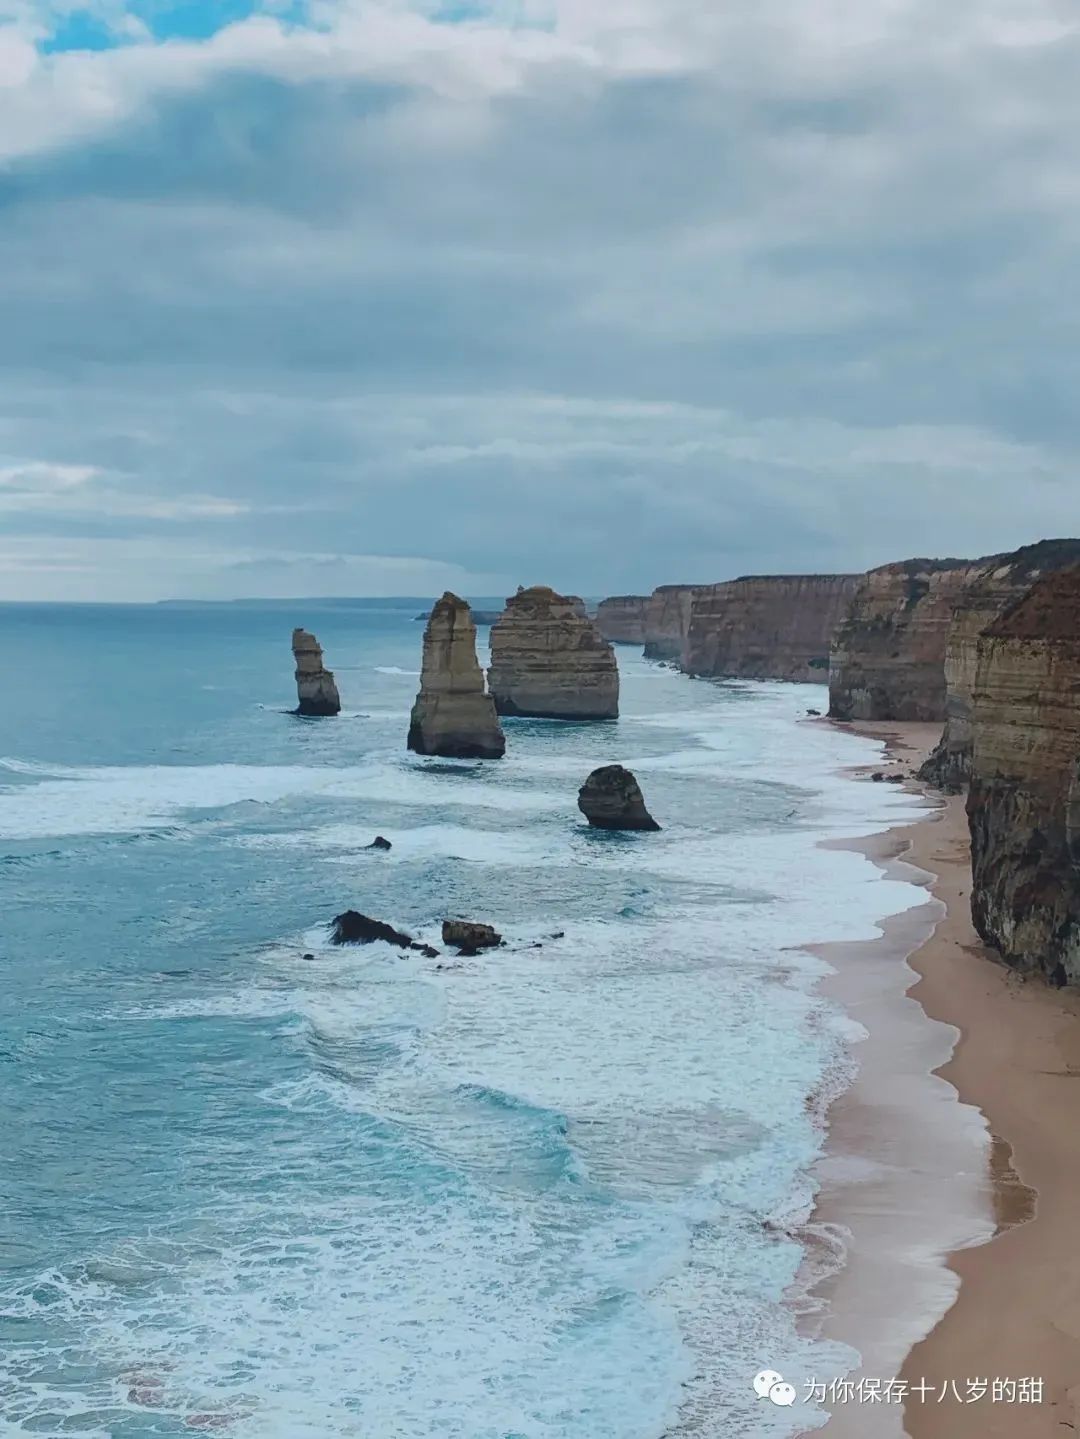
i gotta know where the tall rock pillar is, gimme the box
[292,628,341,716]
[407,593,506,758]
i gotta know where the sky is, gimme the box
[1,0,1079,601]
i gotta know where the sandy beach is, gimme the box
[803,720,1080,1438]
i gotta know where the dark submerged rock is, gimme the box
[331,910,438,955]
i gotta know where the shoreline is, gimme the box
[801,720,1080,1437]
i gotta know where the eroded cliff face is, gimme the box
[828,558,983,722]
[643,585,702,661]
[407,592,505,758]
[488,586,619,720]
[919,539,1080,791]
[683,574,861,682]
[967,565,1080,984]
[595,595,649,645]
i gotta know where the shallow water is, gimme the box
[0,601,930,1437]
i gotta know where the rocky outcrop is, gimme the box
[577,765,660,830]
[331,911,438,956]
[967,566,1080,984]
[442,919,503,954]
[487,586,619,720]
[595,595,649,645]
[828,558,985,721]
[919,540,1080,791]
[292,627,341,716]
[408,593,506,758]
[683,574,861,682]
[643,585,703,661]
[415,608,503,625]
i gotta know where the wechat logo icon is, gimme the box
[753,1369,798,1407]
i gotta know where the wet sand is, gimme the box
[802,721,1080,1438]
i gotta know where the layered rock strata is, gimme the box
[415,608,503,625]
[488,586,619,720]
[683,574,860,682]
[919,539,1080,791]
[292,627,341,716]
[577,765,660,830]
[643,585,703,661]
[407,593,506,758]
[828,558,983,722]
[595,595,649,645]
[967,566,1080,983]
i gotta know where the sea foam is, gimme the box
[0,629,934,1439]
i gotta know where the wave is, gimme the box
[0,754,575,840]
[1,676,936,1438]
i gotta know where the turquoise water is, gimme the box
[0,602,925,1438]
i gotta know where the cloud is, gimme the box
[0,459,100,489]
[0,457,249,517]
[0,0,1078,600]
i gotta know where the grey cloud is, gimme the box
[2,3,1080,599]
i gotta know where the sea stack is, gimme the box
[577,765,660,831]
[488,586,619,720]
[407,593,506,759]
[291,627,341,716]
[967,565,1080,984]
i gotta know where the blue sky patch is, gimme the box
[41,0,309,53]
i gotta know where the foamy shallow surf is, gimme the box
[0,606,935,1439]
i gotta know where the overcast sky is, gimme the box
[1,0,1078,601]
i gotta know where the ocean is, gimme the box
[0,601,929,1439]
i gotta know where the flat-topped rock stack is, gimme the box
[488,586,619,720]
[407,593,506,758]
[595,595,649,645]
[683,574,861,681]
[291,627,341,716]
[967,564,1080,984]
[920,539,1080,791]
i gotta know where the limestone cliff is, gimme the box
[488,586,619,720]
[407,593,506,758]
[828,558,984,722]
[291,628,341,716]
[919,539,1080,791]
[416,607,504,625]
[595,595,649,646]
[643,585,703,661]
[683,574,860,682]
[967,565,1080,983]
